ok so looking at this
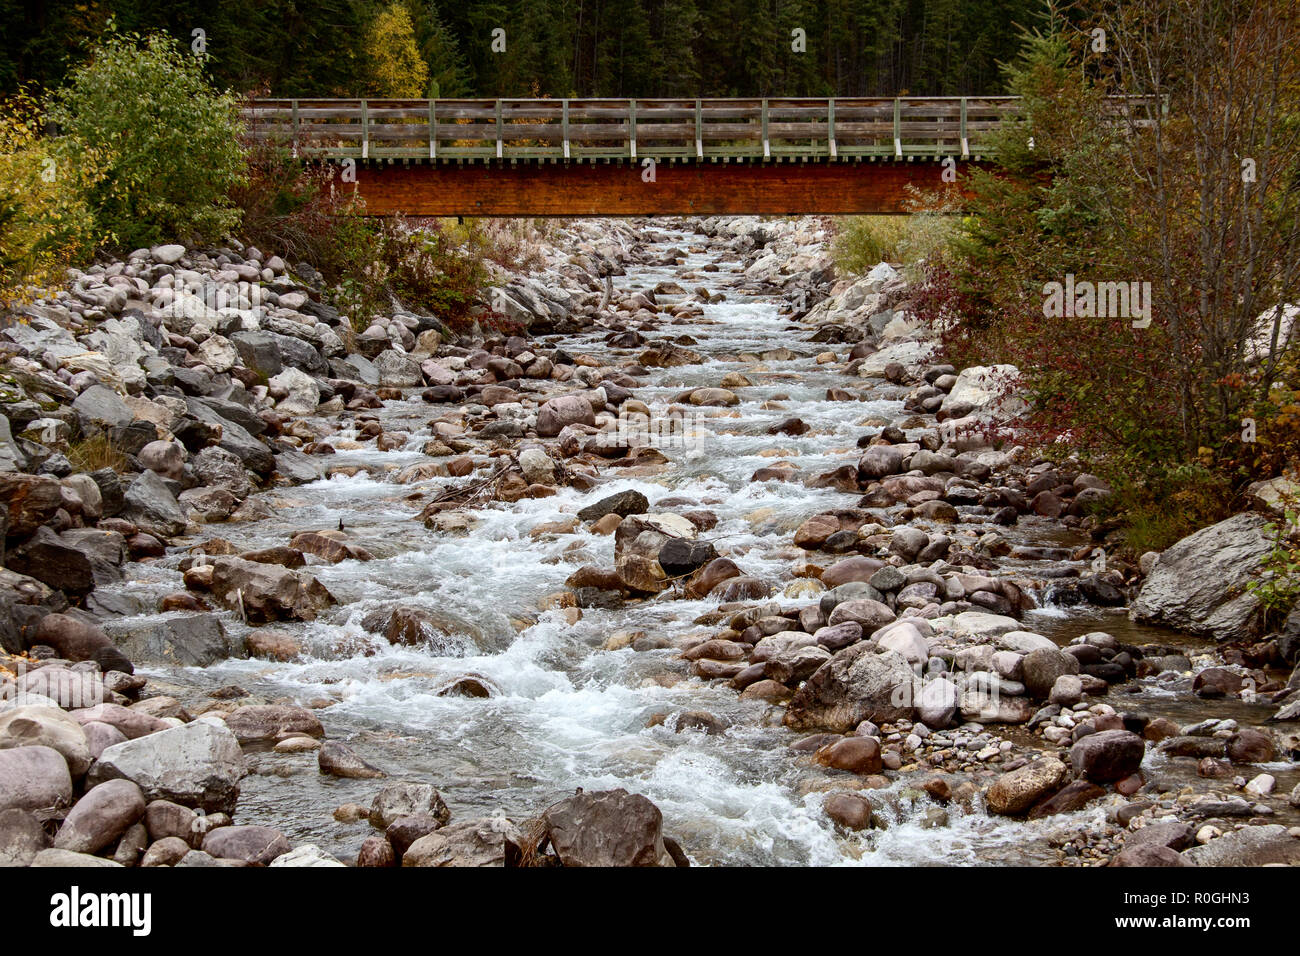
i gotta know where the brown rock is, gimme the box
[815,736,882,774]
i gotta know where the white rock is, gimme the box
[269,367,320,417]
[1244,774,1276,798]
[151,244,187,264]
[268,843,345,867]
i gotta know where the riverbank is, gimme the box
[1,216,1297,867]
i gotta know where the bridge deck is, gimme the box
[241,97,1026,162]
[238,96,1156,215]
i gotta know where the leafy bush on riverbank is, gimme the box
[913,3,1300,548]
[2,25,493,331]
[46,28,246,250]
[833,188,962,281]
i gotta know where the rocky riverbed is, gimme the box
[1,216,1298,868]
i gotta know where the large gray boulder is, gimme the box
[87,719,246,814]
[374,350,422,388]
[783,643,918,733]
[122,468,187,537]
[104,614,237,667]
[1183,824,1300,866]
[71,384,133,431]
[536,395,595,437]
[1130,513,1272,640]
[0,745,73,816]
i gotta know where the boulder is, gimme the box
[1070,729,1146,783]
[72,384,133,431]
[1110,845,1194,867]
[87,720,246,814]
[370,782,451,830]
[1183,824,1300,866]
[268,367,320,417]
[123,468,187,537]
[577,489,649,522]
[815,736,882,774]
[826,598,895,632]
[16,666,106,709]
[138,440,185,480]
[385,813,444,858]
[31,848,123,867]
[268,843,345,867]
[5,527,95,598]
[823,792,875,831]
[537,395,596,436]
[70,703,169,740]
[403,816,521,867]
[0,745,73,816]
[374,350,423,388]
[229,330,283,378]
[0,705,92,777]
[1126,820,1195,851]
[1225,729,1275,764]
[318,740,385,779]
[53,779,146,854]
[207,556,336,623]
[783,643,918,733]
[105,614,235,667]
[986,756,1071,815]
[0,474,63,536]
[0,808,51,866]
[224,704,323,745]
[540,789,672,867]
[202,825,291,865]
[1021,647,1080,698]
[917,677,959,728]
[1130,513,1272,640]
[32,613,117,665]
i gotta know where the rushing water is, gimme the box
[100,224,1296,865]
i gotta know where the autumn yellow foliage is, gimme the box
[365,4,430,98]
[0,91,108,303]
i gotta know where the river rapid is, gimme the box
[94,220,1298,866]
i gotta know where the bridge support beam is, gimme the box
[335,161,984,217]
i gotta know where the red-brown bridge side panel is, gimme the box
[335,161,984,216]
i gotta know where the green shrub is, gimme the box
[1093,460,1233,557]
[1247,511,1300,629]
[46,28,246,249]
[833,188,963,281]
[832,215,907,275]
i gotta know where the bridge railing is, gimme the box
[240,96,1031,162]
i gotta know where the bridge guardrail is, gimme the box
[240,96,1028,162]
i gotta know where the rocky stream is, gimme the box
[1,216,1297,868]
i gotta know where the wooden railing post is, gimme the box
[827,98,836,158]
[761,99,770,159]
[893,97,901,158]
[561,98,570,159]
[960,97,968,157]
[695,99,703,159]
[360,99,369,159]
[628,99,637,160]
[429,99,437,160]
[495,101,503,159]
[291,99,299,157]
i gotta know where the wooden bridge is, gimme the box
[238,97,1132,215]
